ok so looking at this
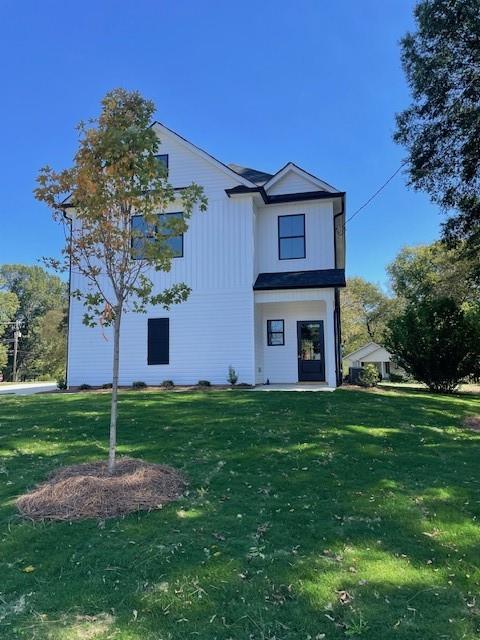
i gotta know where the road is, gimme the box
[0,382,57,396]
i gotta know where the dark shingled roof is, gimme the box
[227,163,273,185]
[254,269,346,290]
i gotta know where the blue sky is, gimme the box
[0,0,440,289]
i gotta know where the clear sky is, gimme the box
[0,0,441,289]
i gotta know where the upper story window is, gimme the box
[154,154,169,176]
[131,212,183,260]
[278,214,305,260]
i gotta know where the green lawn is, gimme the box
[1,387,480,640]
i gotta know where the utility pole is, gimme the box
[12,319,20,382]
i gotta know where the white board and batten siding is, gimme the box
[255,200,335,276]
[67,127,257,386]
[67,125,344,387]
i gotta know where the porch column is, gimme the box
[324,294,337,388]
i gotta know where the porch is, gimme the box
[254,288,337,387]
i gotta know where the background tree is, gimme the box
[341,276,396,354]
[387,242,479,305]
[35,88,207,473]
[385,297,480,393]
[0,264,66,380]
[32,308,67,380]
[0,286,19,372]
[394,0,480,274]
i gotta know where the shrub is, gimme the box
[236,382,252,388]
[227,366,238,385]
[358,364,380,388]
[389,372,405,383]
[198,380,211,387]
[57,378,67,390]
[79,383,92,391]
[161,380,175,389]
[386,297,480,393]
[102,382,113,389]
[132,381,147,389]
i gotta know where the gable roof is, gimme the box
[344,342,390,361]
[151,122,258,188]
[263,162,340,194]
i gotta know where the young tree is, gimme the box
[385,297,480,393]
[394,0,480,263]
[35,89,207,473]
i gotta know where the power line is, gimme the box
[345,162,407,225]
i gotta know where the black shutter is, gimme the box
[147,318,169,365]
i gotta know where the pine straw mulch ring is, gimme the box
[16,457,186,521]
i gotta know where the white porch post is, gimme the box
[324,293,337,388]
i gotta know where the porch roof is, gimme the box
[253,268,345,291]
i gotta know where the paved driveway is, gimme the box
[0,382,57,396]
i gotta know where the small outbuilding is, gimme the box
[343,341,403,381]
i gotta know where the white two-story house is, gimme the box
[65,123,346,388]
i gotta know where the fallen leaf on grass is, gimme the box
[22,565,35,573]
[337,590,353,605]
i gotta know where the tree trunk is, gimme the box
[108,309,122,474]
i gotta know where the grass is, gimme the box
[0,387,479,640]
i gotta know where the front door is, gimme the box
[297,320,325,381]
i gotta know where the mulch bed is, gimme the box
[464,416,480,431]
[16,457,186,521]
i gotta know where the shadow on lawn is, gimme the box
[1,388,480,639]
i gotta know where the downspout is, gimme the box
[61,208,72,389]
[333,195,346,386]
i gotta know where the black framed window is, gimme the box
[278,214,305,260]
[148,318,169,365]
[154,154,169,176]
[131,212,183,259]
[267,319,285,346]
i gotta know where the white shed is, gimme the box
[343,342,403,380]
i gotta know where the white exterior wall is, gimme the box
[68,290,254,386]
[67,128,257,386]
[267,172,323,195]
[255,200,334,276]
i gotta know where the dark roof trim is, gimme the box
[268,191,345,204]
[263,161,341,193]
[151,121,257,187]
[254,268,346,291]
[225,186,344,204]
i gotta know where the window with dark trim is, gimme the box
[148,318,169,365]
[278,214,305,260]
[131,212,184,259]
[267,319,285,346]
[154,154,169,176]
